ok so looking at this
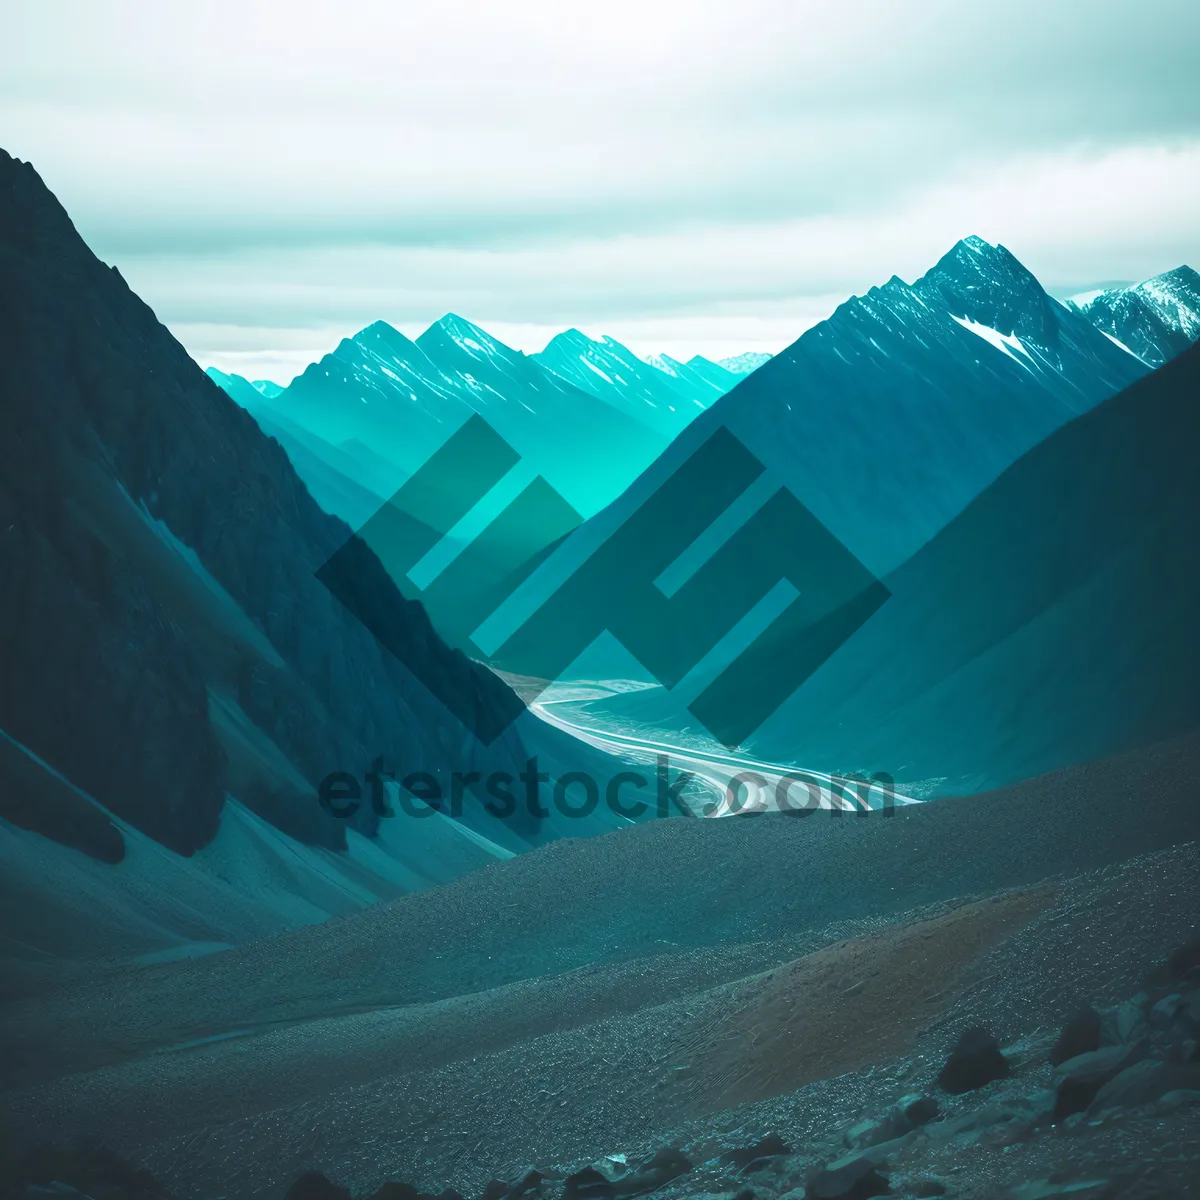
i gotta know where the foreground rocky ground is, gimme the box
[4,734,1200,1200]
[5,842,1200,1200]
[7,926,1200,1200]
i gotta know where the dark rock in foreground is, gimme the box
[1048,1007,1102,1066]
[936,1027,1010,1094]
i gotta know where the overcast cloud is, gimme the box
[3,0,1198,379]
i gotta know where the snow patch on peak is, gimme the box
[580,356,613,384]
[951,313,1037,370]
[1098,330,1146,362]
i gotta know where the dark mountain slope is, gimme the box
[748,338,1200,789]
[0,149,535,860]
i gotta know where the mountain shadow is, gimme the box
[0,149,542,861]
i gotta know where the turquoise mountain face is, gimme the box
[210,319,758,532]
[533,329,729,439]
[213,317,704,522]
[410,315,670,516]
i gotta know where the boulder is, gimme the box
[901,1097,941,1126]
[1088,1060,1200,1115]
[1048,1008,1102,1066]
[1052,1040,1148,1119]
[1154,1088,1200,1113]
[1149,994,1183,1027]
[1098,1000,1146,1046]
[506,1171,545,1199]
[937,1027,1010,1093]
[1053,1041,1146,1083]
[589,1160,628,1185]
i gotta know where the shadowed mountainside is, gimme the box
[0,148,547,863]
[746,336,1200,787]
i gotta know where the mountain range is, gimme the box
[693,235,1172,576]
[532,329,734,439]
[210,322,762,528]
[214,230,1200,803]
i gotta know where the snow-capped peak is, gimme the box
[1075,265,1200,366]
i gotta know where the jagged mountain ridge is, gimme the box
[213,324,753,524]
[1075,265,1200,367]
[533,329,713,439]
[235,316,667,521]
[718,350,773,374]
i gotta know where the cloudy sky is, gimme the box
[3,0,1199,381]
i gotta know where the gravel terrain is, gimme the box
[3,732,1200,1198]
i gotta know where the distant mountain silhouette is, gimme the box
[230,316,667,520]
[213,323,750,525]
